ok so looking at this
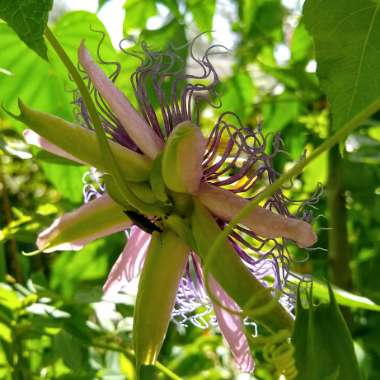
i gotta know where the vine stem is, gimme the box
[206,98,380,305]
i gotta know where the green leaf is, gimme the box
[292,284,362,380]
[219,70,255,121]
[41,162,87,203]
[50,239,111,298]
[302,152,328,192]
[0,23,72,121]
[54,330,87,372]
[290,20,313,63]
[140,19,187,52]
[186,0,216,34]
[98,0,111,11]
[304,0,380,131]
[262,95,300,134]
[0,0,53,60]
[242,0,284,37]
[123,0,156,32]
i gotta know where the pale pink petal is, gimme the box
[37,194,131,252]
[23,129,85,164]
[198,183,317,247]
[209,276,254,373]
[103,226,151,296]
[78,43,163,159]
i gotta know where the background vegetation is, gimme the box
[0,0,380,378]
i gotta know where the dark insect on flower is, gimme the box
[124,210,162,233]
[20,36,319,374]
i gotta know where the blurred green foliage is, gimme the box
[0,0,380,379]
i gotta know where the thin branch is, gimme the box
[0,156,23,283]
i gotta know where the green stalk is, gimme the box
[327,144,353,290]
[0,158,23,283]
[206,98,380,314]
[44,28,159,215]
[327,143,353,327]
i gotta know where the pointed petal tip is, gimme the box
[77,42,163,159]
[78,40,89,63]
[36,194,131,253]
[17,98,28,115]
[36,217,84,253]
[296,221,318,248]
[23,129,85,164]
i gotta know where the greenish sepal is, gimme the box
[104,175,166,216]
[103,174,133,210]
[17,99,151,182]
[164,214,197,251]
[134,230,189,369]
[191,199,293,332]
[38,194,131,252]
[149,153,170,203]
[129,182,160,205]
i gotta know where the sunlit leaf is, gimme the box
[262,95,300,134]
[219,71,255,121]
[304,0,380,130]
[290,21,313,63]
[123,0,156,32]
[41,162,87,204]
[54,330,88,372]
[0,23,72,120]
[0,0,53,60]
[302,151,328,192]
[186,0,216,34]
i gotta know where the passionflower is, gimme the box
[19,38,317,374]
